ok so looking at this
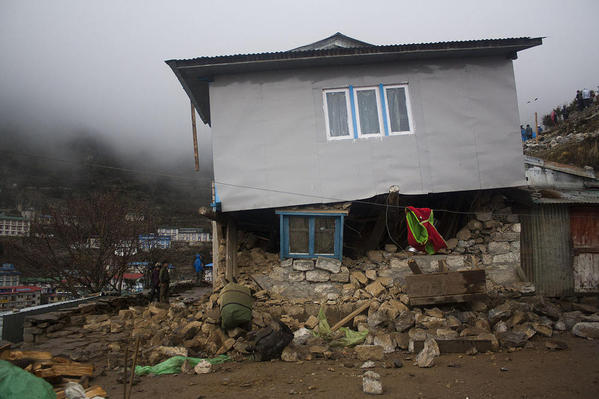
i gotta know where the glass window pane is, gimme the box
[314,217,335,254]
[326,91,350,137]
[357,89,380,134]
[386,87,410,132]
[289,216,309,254]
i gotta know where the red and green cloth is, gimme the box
[405,206,447,254]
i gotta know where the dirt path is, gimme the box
[95,335,599,399]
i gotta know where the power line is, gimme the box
[1,149,597,218]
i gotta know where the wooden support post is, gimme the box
[191,101,200,171]
[126,337,140,399]
[330,301,372,332]
[408,259,423,274]
[225,220,237,282]
[535,111,539,143]
[212,221,221,290]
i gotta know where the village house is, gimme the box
[167,33,546,293]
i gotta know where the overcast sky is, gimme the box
[1,0,598,175]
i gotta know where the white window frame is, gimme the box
[322,88,353,141]
[354,86,384,138]
[383,84,415,135]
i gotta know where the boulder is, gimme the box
[395,311,415,333]
[293,260,314,271]
[281,346,299,362]
[293,328,312,345]
[572,322,599,339]
[416,338,439,368]
[351,271,369,285]
[373,334,396,353]
[330,267,350,283]
[488,303,512,325]
[367,250,385,263]
[306,269,330,282]
[355,345,385,361]
[315,257,342,274]
[194,360,212,374]
[497,331,529,348]
[365,281,386,297]
[456,228,471,241]
[362,268,377,280]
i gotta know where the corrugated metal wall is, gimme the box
[521,204,574,296]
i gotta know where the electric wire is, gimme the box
[1,149,597,218]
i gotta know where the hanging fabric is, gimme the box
[405,206,447,254]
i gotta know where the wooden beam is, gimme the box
[225,220,237,281]
[190,101,200,171]
[330,301,372,332]
[408,259,423,274]
[406,269,486,306]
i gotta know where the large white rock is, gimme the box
[362,371,383,395]
[416,338,439,368]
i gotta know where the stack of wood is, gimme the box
[0,349,106,399]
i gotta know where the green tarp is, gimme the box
[0,360,56,399]
[135,355,230,376]
[313,306,368,347]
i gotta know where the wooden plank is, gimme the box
[409,293,486,306]
[35,363,94,378]
[0,350,52,361]
[190,101,200,171]
[438,259,448,272]
[408,259,423,274]
[411,337,494,353]
[86,386,107,398]
[330,301,372,332]
[406,270,486,298]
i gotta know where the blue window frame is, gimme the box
[276,211,346,261]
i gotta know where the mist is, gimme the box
[1,0,598,178]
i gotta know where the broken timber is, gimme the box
[330,301,372,332]
[406,269,486,306]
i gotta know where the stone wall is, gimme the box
[252,193,523,299]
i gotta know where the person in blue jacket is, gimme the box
[520,125,527,142]
[194,254,204,284]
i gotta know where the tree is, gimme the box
[10,192,155,295]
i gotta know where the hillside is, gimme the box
[0,127,212,227]
[524,103,599,170]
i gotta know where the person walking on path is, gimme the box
[194,254,204,285]
[159,260,170,303]
[149,262,161,302]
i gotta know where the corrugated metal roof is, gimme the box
[530,189,599,204]
[168,36,542,66]
[166,34,542,125]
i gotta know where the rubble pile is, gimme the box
[22,277,599,375]
[524,129,599,153]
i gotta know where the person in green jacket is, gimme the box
[159,260,170,303]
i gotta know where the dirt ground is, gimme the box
[93,334,599,399]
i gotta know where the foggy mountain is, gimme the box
[0,124,212,226]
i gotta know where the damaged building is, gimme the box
[166,33,550,297]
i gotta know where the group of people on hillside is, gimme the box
[576,88,596,111]
[520,124,542,142]
[145,254,206,303]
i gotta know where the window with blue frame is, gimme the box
[276,211,346,261]
[323,83,414,140]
